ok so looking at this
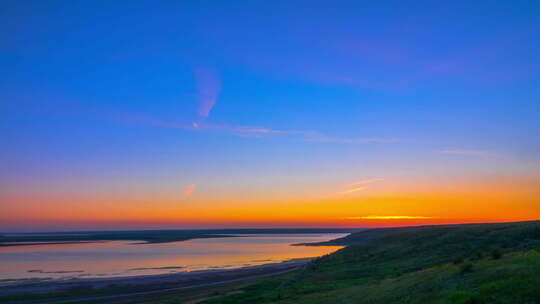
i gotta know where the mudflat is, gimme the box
[0,258,310,300]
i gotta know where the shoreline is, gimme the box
[0,258,311,298]
[0,234,238,247]
[0,229,358,248]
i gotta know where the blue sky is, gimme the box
[1,0,539,230]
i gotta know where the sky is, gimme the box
[1,0,540,232]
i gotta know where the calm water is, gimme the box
[0,234,345,281]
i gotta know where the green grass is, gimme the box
[202,221,540,304]
[3,222,538,304]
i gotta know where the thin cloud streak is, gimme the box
[338,178,384,194]
[194,68,221,118]
[304,134,403,144]
[346,216,434,220]
[346,178,385,187]
[123,114,401,144]
[339,186,367,194]
[438,149,495,157]
[183,184,196,195]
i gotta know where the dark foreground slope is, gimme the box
[204,221,540,304]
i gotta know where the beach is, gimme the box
[0,259,309,303]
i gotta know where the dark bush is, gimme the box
[490,249,502,260]
[460,262,473,273]
[465,296,483,304]
[471,251,484,261]
[531,228,540,240]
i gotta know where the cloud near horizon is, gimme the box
[346,215,434,220]
[346,178,385,187]
[438,149,495,157]
[183,184,196,195]
[339,178,384,194]
[339,186,367,194]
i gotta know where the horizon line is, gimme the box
[2,219,538,234]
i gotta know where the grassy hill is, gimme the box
[203,221,540,304]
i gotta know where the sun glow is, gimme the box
[346,216,434,220]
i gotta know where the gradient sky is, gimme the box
[1,0,540,232]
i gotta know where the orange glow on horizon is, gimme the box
[1,174,539,231]
[346,216,434,220]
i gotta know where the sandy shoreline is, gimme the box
[0,258,311,297]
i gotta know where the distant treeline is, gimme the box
[0,228,362,246]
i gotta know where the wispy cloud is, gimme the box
[339,186,367,194]
[123,114,401,144]
[345,215,434,220]
[345,178,385,187]
[194,68,221,118]
[339,178,384,194]
[189,122,306,138]
[304,133,403,144]
[438,149,495,157]
[183,184,196,195]
[188,67,401,143]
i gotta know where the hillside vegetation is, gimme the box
[203,221,540,304]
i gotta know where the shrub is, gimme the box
[465,296,483,304]
[490,249,502,260]
[460,262,473,274]
[531,228,540,240]
[471,251,484,261]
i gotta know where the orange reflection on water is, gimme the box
[0,234,344,281]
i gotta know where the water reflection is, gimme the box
[0,234,345,281]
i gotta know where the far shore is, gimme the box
[0,228,360,247]
[0,233,237,247]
